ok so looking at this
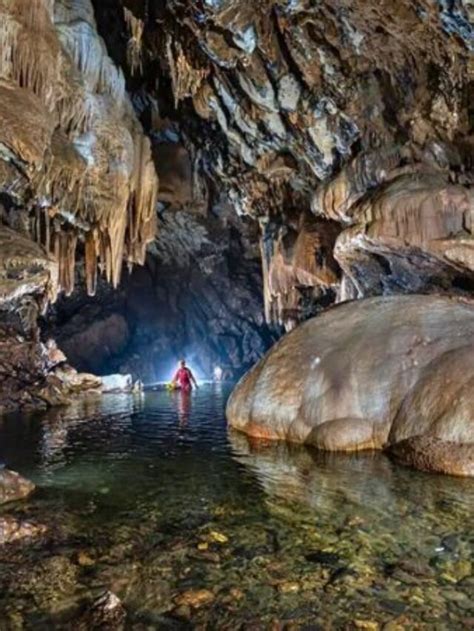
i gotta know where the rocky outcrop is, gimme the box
[227,295,474,476]
[334,171,474,300]
[0,325,104,413]
[0,226,58,308]
[0,223,102,412]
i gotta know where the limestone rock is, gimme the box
[101,374,134,393]
[335,174,474,298]
[0,469,35,505]
[227,295,474,475]
[0,324,102,413]
[97,0,473,328]
[0,226,58,307]
[53,365,103,393]
[0,0,158,298]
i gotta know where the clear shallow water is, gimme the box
[0,385,473,629]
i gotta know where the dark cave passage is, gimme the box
[44,210,279,382]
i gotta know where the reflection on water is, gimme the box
[0,386,472,628]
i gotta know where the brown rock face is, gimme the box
[0,226,58,307]
[227,295,474,476]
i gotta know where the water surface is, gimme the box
[0,386,473,628]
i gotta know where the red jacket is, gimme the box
[174,367,193,389]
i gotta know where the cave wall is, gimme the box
[0,0,159,410]
[95,0,474,329]
[0,0,158,298]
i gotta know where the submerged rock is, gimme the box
[174,589,215,609]
[0,515,47,545]
[78,591,126,630]
[389,437,474,477]
[0,469,35,505]
[227,295,474,476]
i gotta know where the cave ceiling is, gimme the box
[0,0,473,330]
[94,0,474,326]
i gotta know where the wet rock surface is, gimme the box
[0,469,35,506]
[228,294,474,475]
[0,515,47,545]
[0,323,103,413]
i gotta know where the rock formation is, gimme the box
[0,224,102,412]
[0,0,158,297]
[92,0,474,329]
[227,295,474,476]
[0,0,159,409]
[0,469,35,506]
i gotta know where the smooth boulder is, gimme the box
[227,295,474,476]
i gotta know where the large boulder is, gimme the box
[227,295,474,476]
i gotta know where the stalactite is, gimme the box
[126,131,158,265]
[56,17,126,105]
[124,8,144,76]
[166,35,208,108]
[0,0,159,304]
[57,231,77,296]
[0,0,63,110]
[85,229,98,296]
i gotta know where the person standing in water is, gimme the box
[172,359,198,392]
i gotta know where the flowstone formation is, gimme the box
[227,295,474,476]
[93,0,474,329]
[0,0,158,411]
[0,0,157,296]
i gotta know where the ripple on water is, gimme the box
[0,385,473,628]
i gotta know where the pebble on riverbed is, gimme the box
[0,515,47,545]
[174,589,215,608]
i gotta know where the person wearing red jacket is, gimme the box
[172,359,198,392]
